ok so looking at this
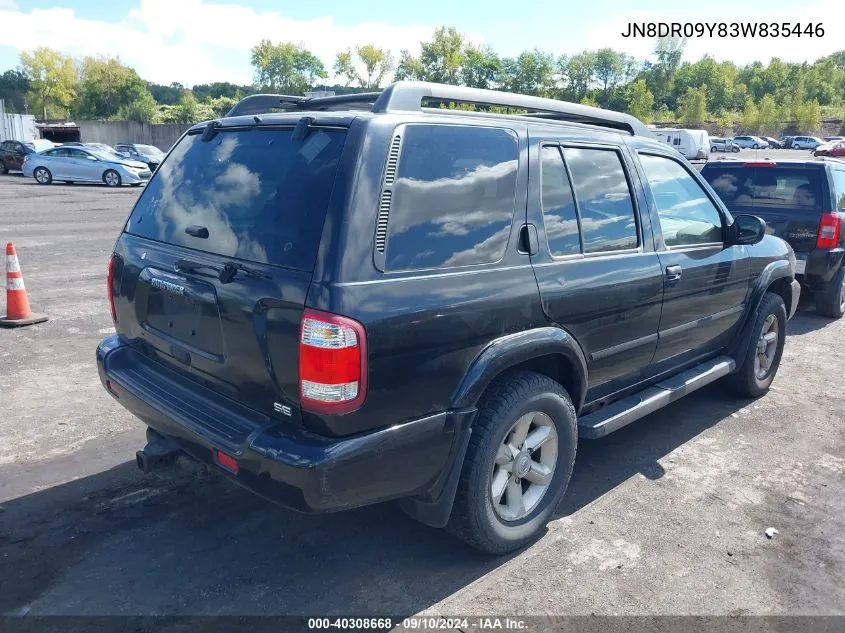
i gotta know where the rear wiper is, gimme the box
[218,261,270,283]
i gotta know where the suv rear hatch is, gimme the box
[702,162,829,255]
[111,122,348,426]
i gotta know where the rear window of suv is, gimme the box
[126,127,346,270]
[702,165,825,212]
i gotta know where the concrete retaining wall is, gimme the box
[78,121,190,151]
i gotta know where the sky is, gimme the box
[0,0,840,87]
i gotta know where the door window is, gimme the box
[561,147,638,253]
[640,154,723,247]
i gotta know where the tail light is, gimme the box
[107,254,118,322]
[299,309,367,414]
[817,213,841,248]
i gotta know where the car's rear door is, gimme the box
[111,122,350,426]
[528,137,664,401]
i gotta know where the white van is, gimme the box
[653,128,710,160]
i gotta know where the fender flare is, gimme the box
[450,326,589,413]
[731,260,794,362]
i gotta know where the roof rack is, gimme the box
[225,81,650,136]
[225,92,381,117]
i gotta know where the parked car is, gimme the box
[22,146,152,186]
[711,137,740,153]
[0,140,36,173]
[114,143,165,171]
[791,136,825,150]
[814,141,845,158]
[732,135,769,149]
[98,82,799,554]
[762,137,783,149]
[703,159,845,317]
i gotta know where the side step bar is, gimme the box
[578,356,736,439]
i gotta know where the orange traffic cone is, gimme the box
[0,242,48,327]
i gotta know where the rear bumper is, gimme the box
[796,248,844,286]
[97,336,474,513]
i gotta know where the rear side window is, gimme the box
[127,127,346,271]
[540,146,581,256]
[562,147,638,253]
[703,166,824,212]
[384,124,518,271]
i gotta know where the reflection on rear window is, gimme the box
[703,166,824,212]
[126,128,346,270]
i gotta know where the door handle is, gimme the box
[665,265,683,282]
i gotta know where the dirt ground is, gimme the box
[0,169,843,620]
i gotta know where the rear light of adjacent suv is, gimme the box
[817,213,841,248]
[107,253,118,322]
[299,309,367,414]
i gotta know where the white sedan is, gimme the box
[22,146,152,187]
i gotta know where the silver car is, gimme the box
[22,146,151,187]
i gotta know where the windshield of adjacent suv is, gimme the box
[703,165,825,212]
[136,145,164,157]
[126,127,346,270]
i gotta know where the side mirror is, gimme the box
[730,214,766,245]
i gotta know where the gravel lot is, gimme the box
[1,165,844,620]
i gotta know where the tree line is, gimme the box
[1,27,843,135]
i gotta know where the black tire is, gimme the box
[726,292,787,398]
[0,161,8,174]
[732,146,740,153]
[33,166,52,185]
[103,169,122,187]
[447,371,578,555]
[814,266,845,319]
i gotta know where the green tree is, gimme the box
[757,94,781,135]
[673,56,736,114]
[174,90,199,123]
[794,99,821,134]
[394,50,426,81]
[19,47,76,119]
[419,26,465,84]
[147,82,184,105]
[333,50,357,87]
[501,50,556,96]
[118,89,158,123]
[716,111,735,135]
[563,51,595,102]
[677,86,708,125]
[741,97,760,133]
[0,69,30,113]
[461,45,501,89]
[626,79,654,122]
[646,36,686,105]
[593,48,636,105]
[250,40,327,94]
[333,45,394,89]
[74,56,147,119]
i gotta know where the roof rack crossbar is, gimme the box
[372,82,651,136]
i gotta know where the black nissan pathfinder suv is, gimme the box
[98,82,800,554]
[702,158,845,318]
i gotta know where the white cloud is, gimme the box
[583,0,839,66]
[0,0,445,86]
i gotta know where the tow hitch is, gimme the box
[136,428,181,473]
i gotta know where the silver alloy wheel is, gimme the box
[754,314,779,379]
[104,171,120,187]
[491,411,558,521]
[35,168,49,184]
